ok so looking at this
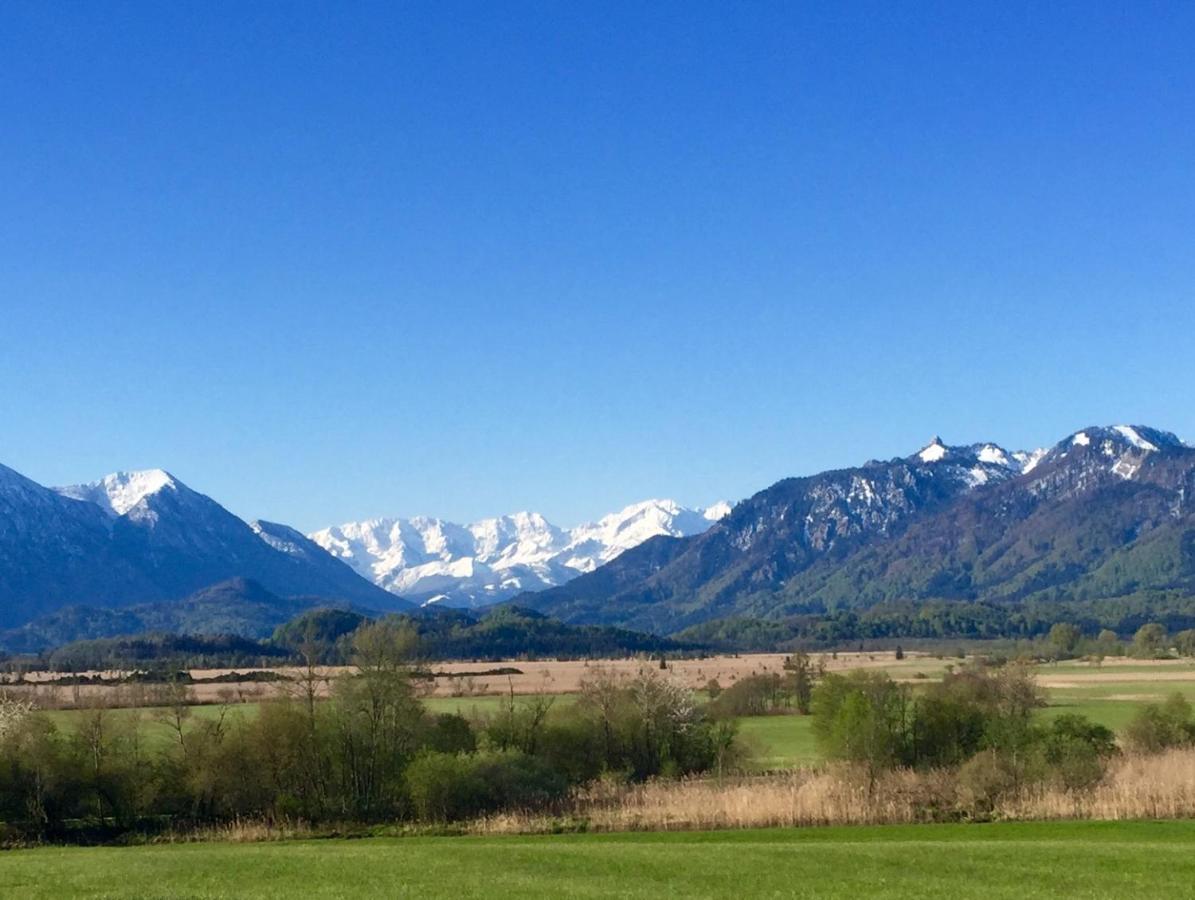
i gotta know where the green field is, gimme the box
[1040,682,1195,732]
[423,693,577,716]
[41,703,262,752]
[736,714,818,768]
[2,820,1191,898]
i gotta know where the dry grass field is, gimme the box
[2,650,960,706]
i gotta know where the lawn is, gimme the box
[2,820,1192,899]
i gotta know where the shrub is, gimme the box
[956,750,1016,817]
[427,714,477,754]
[473,752,568,813]
[405,752,487,822]
[405,751,568,822]
[1037,714,1117,790]
[1124,693,1195,754]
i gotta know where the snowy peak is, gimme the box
[917,437,949,463]
[565,499,731,569]
[1059,424,1184,455]
[1111,424,1184,452]
[911,437,1048,477]
[1043,425,1189,482]
[308,498,731,607]
[0,461,404,628]
[56,469,180,517]
[703,500,733,521]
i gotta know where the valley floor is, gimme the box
[3,820,1191,899]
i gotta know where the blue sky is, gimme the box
[3,1,1194,530]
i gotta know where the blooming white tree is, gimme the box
[0,695,35,743]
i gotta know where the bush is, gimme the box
[1037,714,1117,790]
[404,751,568,822]
[427,713,477,754]
[1124,693,1195,754]
[404,752,486,822]
[473,752,568,813]
[956,750,1016,817]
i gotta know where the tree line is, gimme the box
[6,605,698,673]
[678,595,1195,651]
[0,622,735,841]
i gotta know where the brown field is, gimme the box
[9,651,1195,710]
[1,651,961,708]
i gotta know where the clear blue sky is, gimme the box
[3,1,1194,531]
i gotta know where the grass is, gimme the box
[423,693,576,716]
[40,704,262,751]
[1040,682,1195,732]
[736,714,819,768]
[2,820,1192,898]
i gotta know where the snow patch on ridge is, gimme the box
[976,445,1011,467]
[1014,448,1049,474]
[1114,425,1159,452]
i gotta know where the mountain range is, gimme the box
[3,423,1194,646]
[308,500,731,608]
[521,425,1195,634]
[0,459,728,635]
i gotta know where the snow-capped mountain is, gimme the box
[57,469,181,519]
[309,499,732,608]
[0,463,407,629]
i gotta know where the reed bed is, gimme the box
[1001,748,1195,821]
[474,750,1195,835]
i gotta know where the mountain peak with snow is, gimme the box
[1059,424,1184,454]
[309,498,732,608]
[910,436,1049,477]
[917,437,949,463]
[55,469,180,517]
[1043,425,1189,481]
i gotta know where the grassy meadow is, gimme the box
[3,820,1191,899]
